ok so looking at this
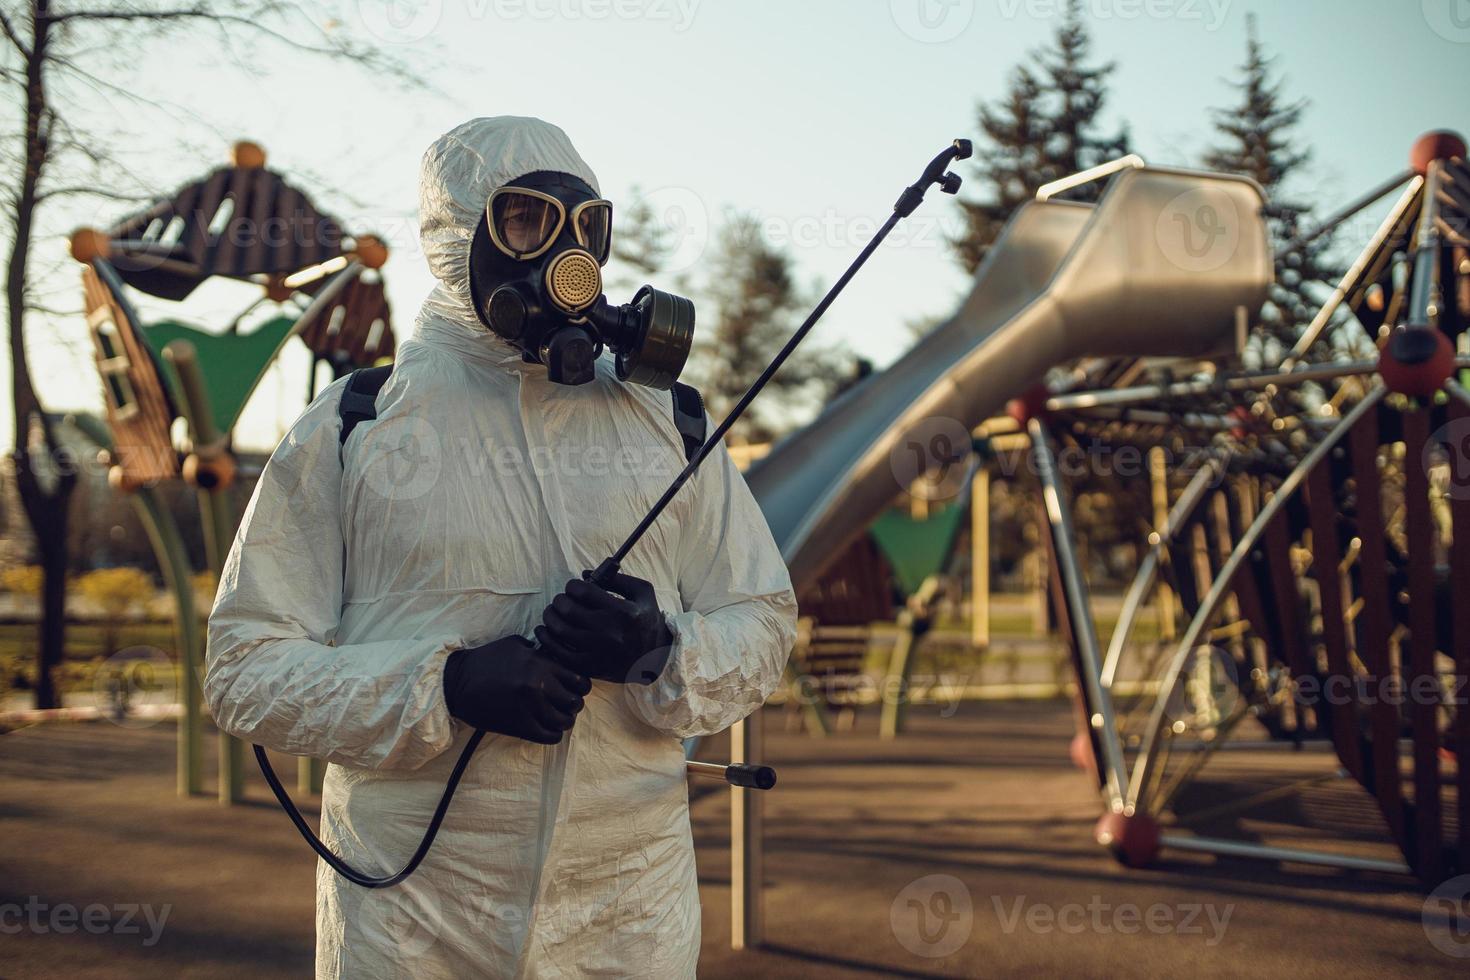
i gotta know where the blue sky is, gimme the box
[4,0,1467,450]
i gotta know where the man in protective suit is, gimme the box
[205,116,798,977]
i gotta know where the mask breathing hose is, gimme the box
[256,138,973,888]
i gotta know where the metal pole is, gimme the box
[1407,161,1444,327]
[70,412,203,798]
[164,342,246,805]
[1029,419,1129,810]
[1046,360,1384,413]
[729,715,764,949]
[1125,387,1385,811]
[1278,169,1415,254]
[1159,833,1409,876]
[971,468,990,649]
[1149,447,1176,645]
[132,489,203,798]
[1102,455,1225,687]
[1282,177,1424,368]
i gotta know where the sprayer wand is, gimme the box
[258,138,971,889]
[589,137,972,587]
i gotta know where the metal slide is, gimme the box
[746,166,1273,594]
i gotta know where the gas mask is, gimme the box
[468,170,695,388]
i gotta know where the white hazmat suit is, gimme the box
[205,116,798,978]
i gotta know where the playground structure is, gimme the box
[66,129,1470,951]
[71,141,396,803]
[719,130,1470,945]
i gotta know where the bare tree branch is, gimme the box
[36,184,152,203]
[0,6,29,58]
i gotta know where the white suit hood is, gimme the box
[417,115,601,331]
[206,119,797,978]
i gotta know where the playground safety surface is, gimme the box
[0,699,1459,978]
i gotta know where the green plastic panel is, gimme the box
[869,502,969,597]
[140,316,296,435]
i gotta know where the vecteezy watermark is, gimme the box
[886,416,1227,498]
[890,416,973,501]
[1161,644,1240,731]
[352,0,701,44]
[0,898,171,947]
[785,670,970,718]
[93,646,178,728]
[890,0,974,43]
[758,209,953,253]
[891,874,974,957]
[1422,0,1470,43]
[356,879,444,958]
[623,186,711,274]
[1154,185,1241,273]
[357,415,444,502]
[997,0,1232,31]
[1424,874,1470,958]
[992,895,1233,945]
[1424,416,1470,501]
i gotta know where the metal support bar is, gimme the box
[971,467,990,649]
[1280,169,1416,253]
[1046,360,1382,413]
[1029,419,1128,810]
[1125,387,1386,812]
[132,489,204,798]
[1160,833,1410,876]
[162,342,246,805]
[1036,154,1146,201]
[729,716,764,950]
[1283,177,1425,367]
[1102,455,1226,686]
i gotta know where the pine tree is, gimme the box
[607,186,671,293]
[685,215,847,441]
[1204,15,1336,346]
[952,0,1129,273]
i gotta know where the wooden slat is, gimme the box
[272,183,300,274]
[1165,528,1202,615]
[1448,397,1470,867]
[1348,404,1406,848]
[243,167,277,275]
[81,265,177,485]
[1305,461,1364,779]
[210,164,253,276]
[1401,407,1442,882]
[1262,510,1311,678]
[182,167,230,271]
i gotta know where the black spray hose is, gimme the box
[255,138,972,888]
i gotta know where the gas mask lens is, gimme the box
[489,189,563,259]
[571,201,612,264]
[488,189,613,264]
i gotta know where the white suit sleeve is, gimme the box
[205,384,460,770]
[629,443,798,738]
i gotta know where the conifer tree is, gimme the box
[1204,15,1336,344]
[953,0,1129,273]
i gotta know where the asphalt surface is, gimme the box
[0,699,1461,978]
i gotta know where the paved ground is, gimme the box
[0,699,1462,978]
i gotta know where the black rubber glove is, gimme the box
[535,572,674,685]
[442,635,592,744]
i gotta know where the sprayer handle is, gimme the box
[585,558,622,588]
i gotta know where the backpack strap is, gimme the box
[337,366,704,462]
[670,381,707,463]
[337,365,393,447]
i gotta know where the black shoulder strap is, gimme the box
[337,365,393,446]
[337,366,703,460]
[670,382,706,463]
